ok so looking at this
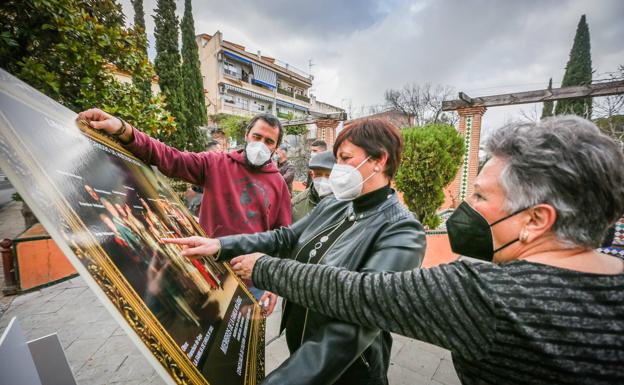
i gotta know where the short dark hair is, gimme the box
[333,118,403,178]
[246,113,284,146]
[310,139,327,150]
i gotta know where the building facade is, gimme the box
[196,31,315,120]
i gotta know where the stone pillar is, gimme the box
[449,106,487,207]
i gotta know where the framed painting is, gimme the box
[0,68,265,385]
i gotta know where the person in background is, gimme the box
[291,151,336,222]
[226,115,624,385]
[205,139,221,152]
[275,144,295,195]
[165,119,426,385]
[310,139,327,154]
[76,108,291,311]
[304,139,328,187]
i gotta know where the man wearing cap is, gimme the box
[291,151,336,222]
[275,145,295,195]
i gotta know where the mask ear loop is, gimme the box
[488,206,531,255]
[354,156,371,170]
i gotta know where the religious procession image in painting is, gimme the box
[0,68,264,385]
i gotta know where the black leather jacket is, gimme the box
[218,190,426,385]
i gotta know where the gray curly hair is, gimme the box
[485,115,624,248]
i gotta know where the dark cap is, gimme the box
[309,151,336,170]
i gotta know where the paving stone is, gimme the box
[265,297,283,343]
[9,289,43,306]
[432,358,461,385]
[388,362,431,385]
[391,332,409,356]
[265,335,290,374]
[391,340,443,379]
[108,353,160,383]
[64,337,108,374]
[409,339,453,360]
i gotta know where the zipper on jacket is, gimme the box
[283,217,347,317]
[299,225,350,345]
[360,353,371,369]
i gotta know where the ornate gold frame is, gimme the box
[0,69,265,385]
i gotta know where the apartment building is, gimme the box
[104,63,161,95]
[196,31,315,119]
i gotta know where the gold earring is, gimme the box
[520,229,529,243]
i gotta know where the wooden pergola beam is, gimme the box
[281,118,318,126]
[442,80,624,111]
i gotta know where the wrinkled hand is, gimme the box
[258,292,278,316]
[162,236,221,259]
[230,253,263,281]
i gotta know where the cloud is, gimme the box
[119,0,624,132]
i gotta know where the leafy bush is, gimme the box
[395,123,464,228]
[212,113,249,144]
[0,0,177,143]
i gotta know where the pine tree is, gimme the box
[130,0,152,104]
[541,78,554,119]
[181,0,208,151]
[154,0,189,149]
[555,14,592,118]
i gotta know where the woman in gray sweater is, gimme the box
[186,116,624,384]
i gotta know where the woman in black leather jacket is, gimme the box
[166,118,426,385]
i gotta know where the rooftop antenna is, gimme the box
[308,59,315,96]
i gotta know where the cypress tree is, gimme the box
[541,78,554,119]
[555,14,592,118]
[154,0,189,149]
[181,0,208,151]
[130,0,152,103]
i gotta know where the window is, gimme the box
[236,96,249,110]
[223,95,235,104]
[223,61,240,78]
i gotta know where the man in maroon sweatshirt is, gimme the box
[77,108,292,314]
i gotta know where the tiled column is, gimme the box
[450,106,487,206]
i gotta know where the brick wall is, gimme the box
[314,119,340,145]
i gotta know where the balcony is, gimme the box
[295,94,310,103]
[277,87,294,98]
[224,68,241,80]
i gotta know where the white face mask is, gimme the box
[245,141,272,166]
[313,177,332,197]
[329,156,377,201]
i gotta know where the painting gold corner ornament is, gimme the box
[0,67,265,385]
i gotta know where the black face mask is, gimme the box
[446,201,528,261]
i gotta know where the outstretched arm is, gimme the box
[78,108,208,185]
[252,256,498,361]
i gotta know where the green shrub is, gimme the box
[395,123,464,228]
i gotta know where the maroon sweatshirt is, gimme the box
[125,129,292,237]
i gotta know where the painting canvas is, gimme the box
[0,68,265,385]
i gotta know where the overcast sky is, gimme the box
[119,0,624,136]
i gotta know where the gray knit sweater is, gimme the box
[253,256,624,384]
